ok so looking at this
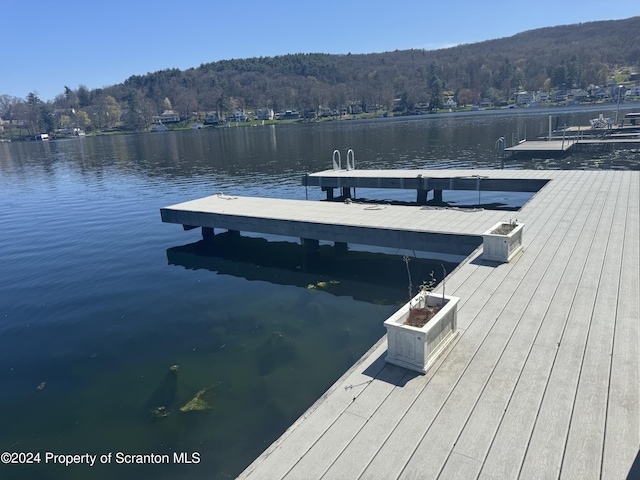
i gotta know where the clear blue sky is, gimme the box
[2,0,639,102]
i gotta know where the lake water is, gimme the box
[1,105,639,480]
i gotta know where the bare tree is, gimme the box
[0,95,22,138]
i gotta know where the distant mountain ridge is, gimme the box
[2,16,639,135]
[116,16,640,115]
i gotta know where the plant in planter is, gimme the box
[482,219,524,263]
[384,257,459,373]
[406,271,441,327]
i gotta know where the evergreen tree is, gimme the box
[428,63,443,110]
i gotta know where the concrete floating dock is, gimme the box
[303,169,549,192]
[161,184,521,256]
[578,137,640,146]
[302,169,549,204]
[505,138,640,158]
[226,169,639,480]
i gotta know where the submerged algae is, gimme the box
[180,384,219,412]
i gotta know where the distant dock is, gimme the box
[505,136,640,157]
[505,139,577,155]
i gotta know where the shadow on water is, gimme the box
[628,450,640,480]
[144,365,179,421]
[166,232,460,305]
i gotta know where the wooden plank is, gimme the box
[283,412,367,479]
[505,140,576,152]
[601,172,640,479]
[366,178,578,478]
[398,187,591,478]
[478,345,557,479]
[437,452,482,480]
[237,171,640,480]
[561,172,628,478]
[519,172,620,479]
[532,171,615,349]
[356,332,484,479]
[320,369,428,479]
[161,195,504,255]
[474,173,603,479]
[449,170,599,466]
[400,171,605,479]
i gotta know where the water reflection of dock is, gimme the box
[166,235,457,305]
[231,169,639,480]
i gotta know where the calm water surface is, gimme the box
[1,107,639,480]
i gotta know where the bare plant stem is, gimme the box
[403,255,413,305]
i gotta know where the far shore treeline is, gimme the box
[1,16,639,138]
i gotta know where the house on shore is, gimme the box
[516,91,534,105]
[279,109,300,120]
[231,110,250,122]
[204,112,221,125]
[256,108,274,121]
[319,106,333,117]
[152,110,180,124]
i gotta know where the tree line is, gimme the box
[1,16,639,137]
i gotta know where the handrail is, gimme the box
[332,150,341,170]
[346,149,355,170]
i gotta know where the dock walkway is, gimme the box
[505,140,577,154]
[234,169,639,480]
[505,138,640,157]
[303,168,548,192]
[161,170,545,255]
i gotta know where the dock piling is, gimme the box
[202,227,214,241]
[416,174,427,205]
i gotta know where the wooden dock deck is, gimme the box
[303,169,549,193]
[505,138,640,157]
[578,138,640,146]
[161,188,518,256]
[505,140,577,154]
[232,169,639,480]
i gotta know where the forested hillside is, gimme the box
[2,16,639,135]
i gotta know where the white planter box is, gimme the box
[482,221,524,263]
[384,293,459,374]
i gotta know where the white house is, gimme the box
[231,109,249,122]
[625,86,640,97]
[444,96,457,109]
[256,108,274,120]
